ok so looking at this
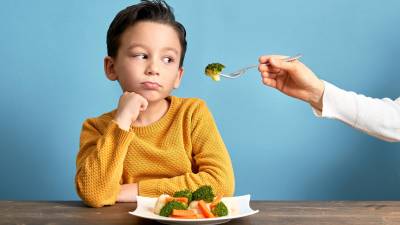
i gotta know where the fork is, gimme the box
[219,53,303,79]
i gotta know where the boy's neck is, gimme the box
[133,98,170,127]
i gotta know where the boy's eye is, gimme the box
[133,53,147,59]
[162,56,174,64]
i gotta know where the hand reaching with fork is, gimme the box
[258,55,325,111]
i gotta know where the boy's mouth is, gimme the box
[141,81,162,90]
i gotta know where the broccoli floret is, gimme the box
[159,201,187,217]
[173,189,193,203]
[205,63,225,76]
[205,63,225,81]
[192,185,215,203]
[211,202,228,217]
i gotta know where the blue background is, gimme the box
[0,0,399,201]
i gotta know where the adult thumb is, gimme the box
[270,57,296,72]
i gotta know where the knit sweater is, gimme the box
[75,96,235,207]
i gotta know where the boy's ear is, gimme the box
[104,56,118,81]
[173,67,184,89]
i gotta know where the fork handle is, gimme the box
[265,54,303,66]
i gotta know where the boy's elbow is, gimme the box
[75,178,116,208]
[82,197,107,208]
[85,199,113,208]
[77,188,115,208]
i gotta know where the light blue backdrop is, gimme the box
[1,0,399,201]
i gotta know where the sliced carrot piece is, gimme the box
[210,204,216,211]
[173,197,189,204]
[196,213,205,219]
[166,197,175,202]
[210,194,223,208]
[170,214,198,219]
[172,209,196,217]
[198,200,215,218]
[166,197,189,204]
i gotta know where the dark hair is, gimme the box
[106,0,187,67]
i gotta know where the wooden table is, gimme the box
[1,201,400,225]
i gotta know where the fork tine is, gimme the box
[222,66,255,78]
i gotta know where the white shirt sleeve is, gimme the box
[312,81,400,142]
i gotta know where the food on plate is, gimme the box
[159,201,187,217]
[211,201,228,217]
[192,185,215,202]
[173,189,193,202]
[154,185,230,219]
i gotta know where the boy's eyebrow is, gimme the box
[127,43,147,50]
[162,47,179,55]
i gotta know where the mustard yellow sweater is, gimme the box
[75,96,235,207]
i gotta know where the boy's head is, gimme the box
[106,0,187,67]
[104,0,187,102]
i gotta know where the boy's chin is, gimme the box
[140,92,169,103]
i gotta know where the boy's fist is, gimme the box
[114,92,148,131]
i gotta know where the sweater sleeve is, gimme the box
[312,81,400,142]
[138,101,235,197]
[75,119,136,207]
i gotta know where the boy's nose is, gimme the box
[145,60,160,76]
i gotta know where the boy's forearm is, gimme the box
[76,121,136,207]
[138,169,234,197]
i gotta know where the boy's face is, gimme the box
[105,21,184,102]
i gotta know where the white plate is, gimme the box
[129,194,259,225]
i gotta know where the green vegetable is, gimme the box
[173,189,193,203]
[159,201,188,217]
[211,201,228,217]
[192,185,215,203]
[205,63,225,81]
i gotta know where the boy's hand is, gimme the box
[114,92,148,131]
[258,55,325,111]
[117,183,138,202]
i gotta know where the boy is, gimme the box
[75,0,235,208]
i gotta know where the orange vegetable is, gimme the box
[172,209,196,217]
[169,209,205,219]
[198,200,215,218]
[166,197,189,204]
[210,194,223,208]
[170,215,198,219]
[196,214,205,219]
[174,197,189,204]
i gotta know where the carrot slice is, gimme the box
[170,214,198,219]
[166,197,189,204]
[198,200,215,218]
[172,209,196,217]
[196,213,205,219]
[210,194,223,208]
[173,197,189,204]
